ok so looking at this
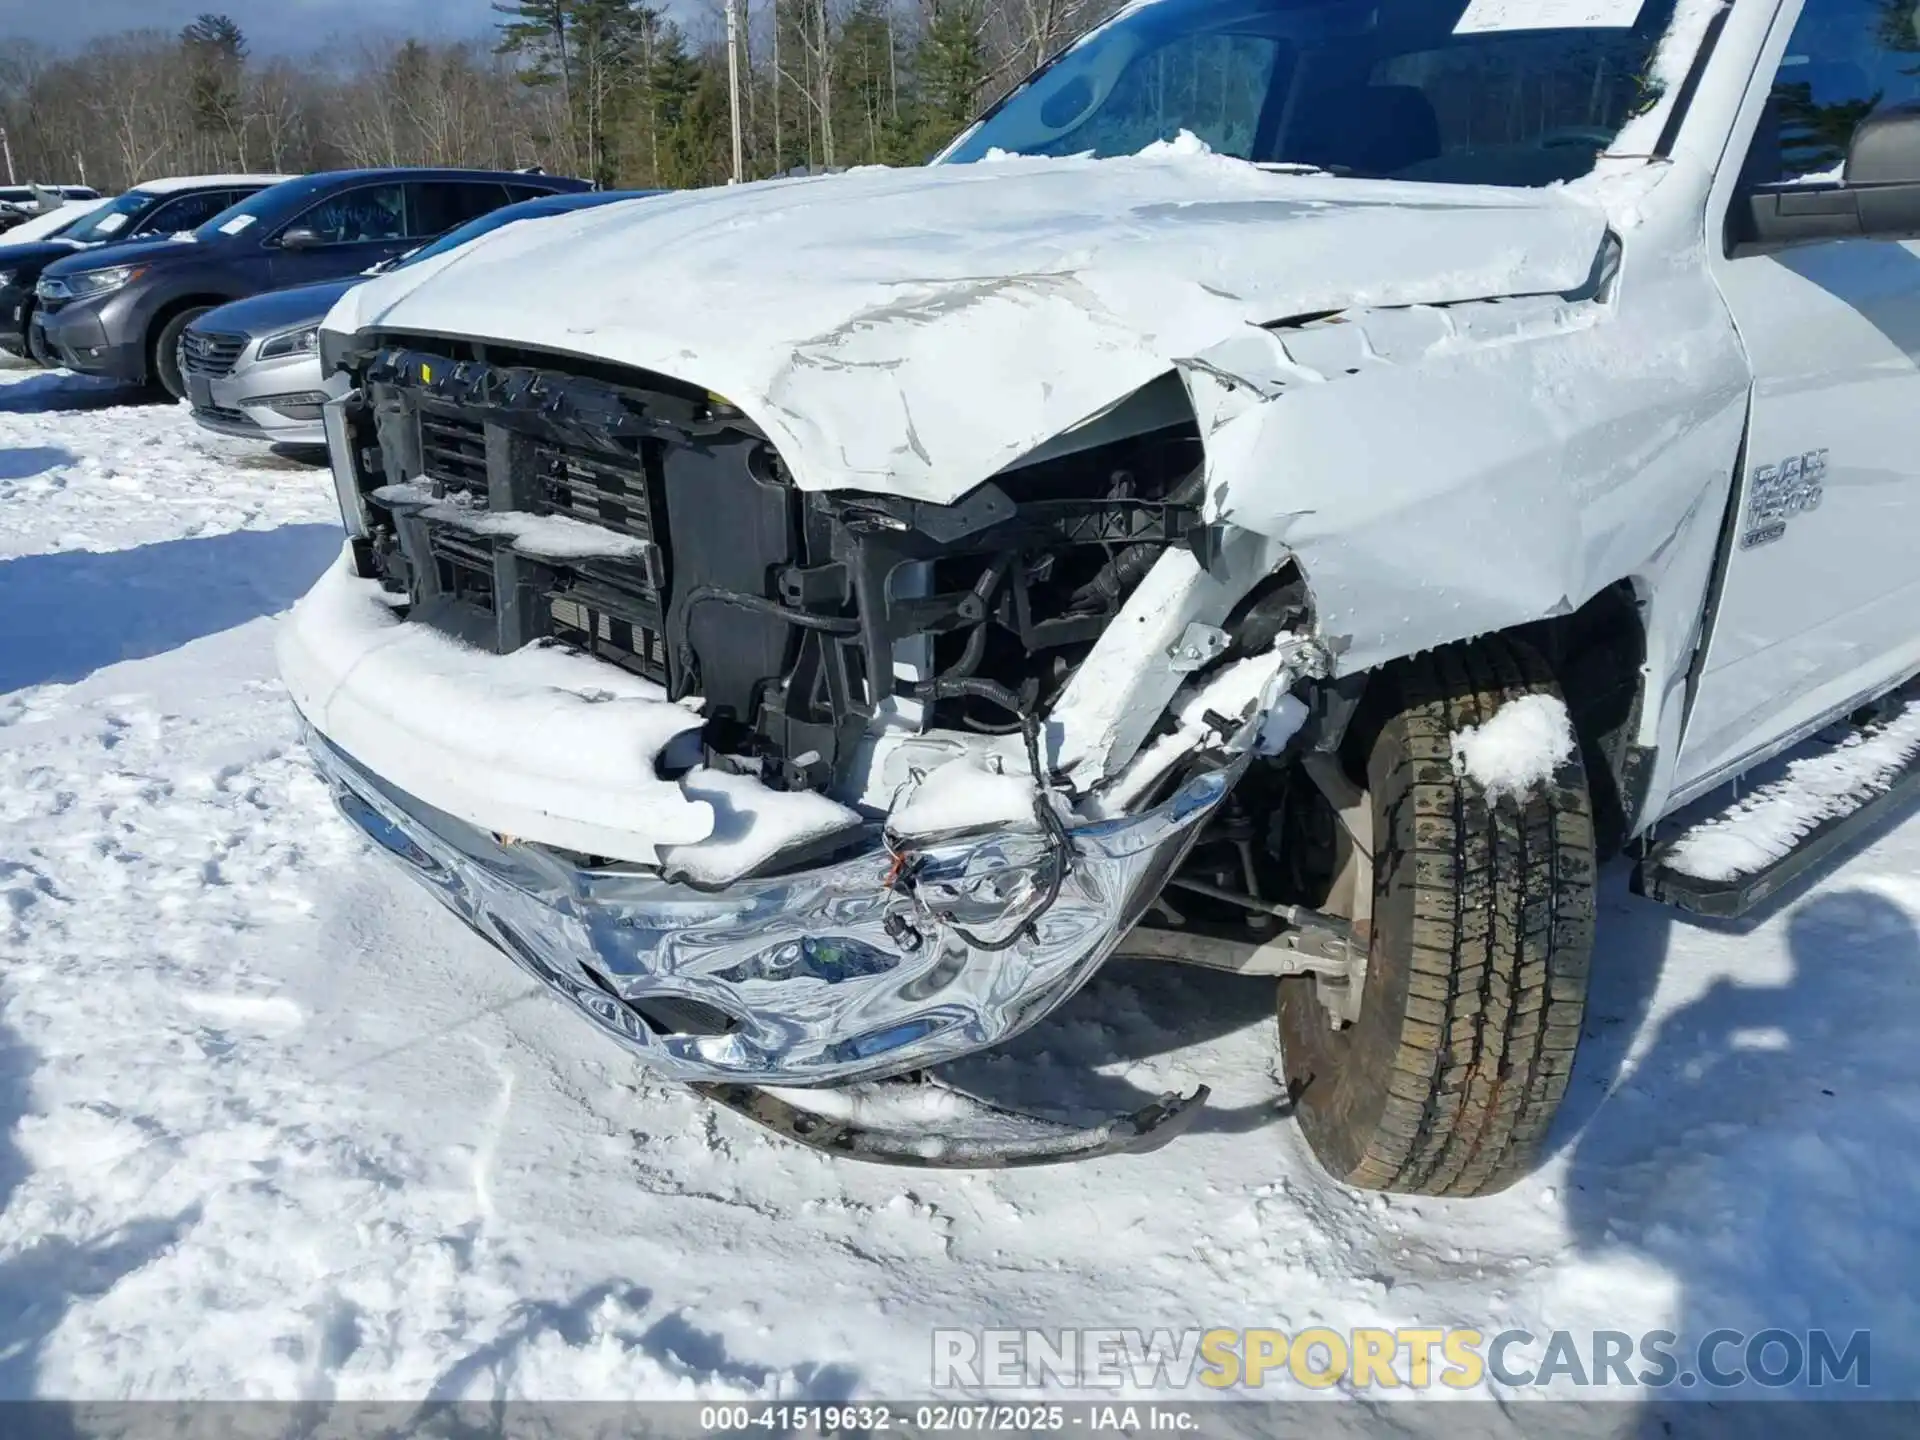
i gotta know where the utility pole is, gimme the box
[0,128,14,186]
[725,0,745,183]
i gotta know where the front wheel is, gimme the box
[151,307,212,401]
[1278,636,1596,1198]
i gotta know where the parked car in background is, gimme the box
[183,189,660,447]
[0,195,108,246]
[35,168,591,400]
[0,184,100,233]
[1,175,288,365]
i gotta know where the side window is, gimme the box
[505,183,556,204]
[408,182,512,237]
[287,184,408,244]
[135,190,233,236]
[1746,0,1920,185]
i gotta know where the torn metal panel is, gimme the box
[1187,276,1749,684]
[1044,525,1294,788]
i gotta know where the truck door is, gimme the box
[1680,0,1920,792]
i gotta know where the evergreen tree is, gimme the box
[904,0,986,160]
[496,0,579,165]
[180,12,248,165]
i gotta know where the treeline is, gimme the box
[0,0,1116,194]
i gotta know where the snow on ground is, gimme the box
[3,363,1919,1424]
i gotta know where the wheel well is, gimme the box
[1318,580,1650,859]
[1509,581,1649,857]
[146,296,228,375]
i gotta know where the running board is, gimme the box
[688,1077,1208,1168]
[1633,697,1920,918]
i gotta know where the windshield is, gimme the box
[62,190,156,243]
[191,177,317,242]
[941,0,1684,187]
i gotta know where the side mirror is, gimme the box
[1732,102,1920,254]
[1847,100,1920,184]
[278,226,321,250]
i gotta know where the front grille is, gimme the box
[547,577,670,679]
[427,529,496,613]
[362,342,799,712]
[180,330,247,377]
[537,443,658,542]
[419,411,488,496]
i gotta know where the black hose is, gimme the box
[1067,463,1206,615]
[935,554,1013,683]
[677,585,861,637]
[669,584,860,692]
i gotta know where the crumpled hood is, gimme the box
[329,152,1610,504]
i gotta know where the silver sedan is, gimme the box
[180,280,351,447]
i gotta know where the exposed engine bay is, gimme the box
[336,339,1319,815]
[295,335,1369,1045]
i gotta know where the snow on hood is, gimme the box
[327,153,1610,505]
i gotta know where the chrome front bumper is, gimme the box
[309,730,1239,1085]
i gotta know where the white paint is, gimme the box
[1090,651,1310,818]
[327,157,1611,505]
[1452,694,1577,803]
[1454,0,1647,34]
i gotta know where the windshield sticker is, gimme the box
[218,214,257,235]
[94,212,127,234]
[1454,0,1646,33]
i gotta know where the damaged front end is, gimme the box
[287,334,1352,1154]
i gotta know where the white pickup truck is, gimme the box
[284,0,1920,1194]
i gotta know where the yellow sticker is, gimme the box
[420,362,434,383]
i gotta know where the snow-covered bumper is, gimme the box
[307,726,1236,1085]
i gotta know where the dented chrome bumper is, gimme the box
[308,730,1241,1085]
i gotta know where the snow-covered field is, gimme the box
[2,362,1917,1423]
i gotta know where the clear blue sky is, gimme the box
[0,0,505,54]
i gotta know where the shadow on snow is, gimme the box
[0,447,75,482]
[0,523,340,693]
